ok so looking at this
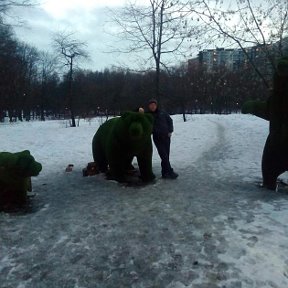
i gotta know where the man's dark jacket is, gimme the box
[150,109,173,136]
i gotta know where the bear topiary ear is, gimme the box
[277,57,288,76]
[120,111,132,119]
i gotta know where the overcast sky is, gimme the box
[8,0,276,72]
[11,0,157,71]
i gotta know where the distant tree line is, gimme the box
[0,25,60,122]
[1,0,287,123]
[0,24,270,123]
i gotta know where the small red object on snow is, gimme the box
[82,162,99,177]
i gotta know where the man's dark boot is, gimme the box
[162,170,178,179]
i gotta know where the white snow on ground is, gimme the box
[1,114,288,288]
[0,116,218,175]
[215,200,288,288]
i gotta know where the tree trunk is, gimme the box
[182,112,187,122]
[69,57,76,127]
[40,108,45,121]
[0,111,4,122]
[155,60,161,103]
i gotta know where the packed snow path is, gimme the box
[1,115,288,288]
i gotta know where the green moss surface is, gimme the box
[0,150,42,208]
[242,57,288,189]
[92,112,155,183]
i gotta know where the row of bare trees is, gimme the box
[109,0,288,94]
[190,0,288,88]
[0,41,268,123]
[0,28,278,124]
[0,0,287,125]
[0,1,89,126]
[0,24,60,122]
[110,0,192,102]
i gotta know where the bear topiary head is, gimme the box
[0,151,42,208]
[277,56,288,77]
[0,150,42,179]
[273,56,288,99]
[120,111,153,142]
[241,100,267,115]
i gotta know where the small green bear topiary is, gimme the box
[92,111,155,183]
[242,57,288,190]
[0,150,42,210]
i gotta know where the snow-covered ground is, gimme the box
[1,114,288,288]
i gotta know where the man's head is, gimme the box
[148,99,158,112]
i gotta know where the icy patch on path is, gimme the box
[215,200,288,288]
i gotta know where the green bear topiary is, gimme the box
[242,57,288,190]
[241,100,269,121]
[92,111,155,183]
[0,150,42,210]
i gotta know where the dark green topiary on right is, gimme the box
[242,57,288,190]
[241,100,269,120]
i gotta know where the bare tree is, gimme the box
[189,0,288,88]
[38,52,57,121]
[0,0,35,25]
[17,42,39,121]
[110,0,192,103]
[53,31,88,127]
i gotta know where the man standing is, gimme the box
[148,99,178,179]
